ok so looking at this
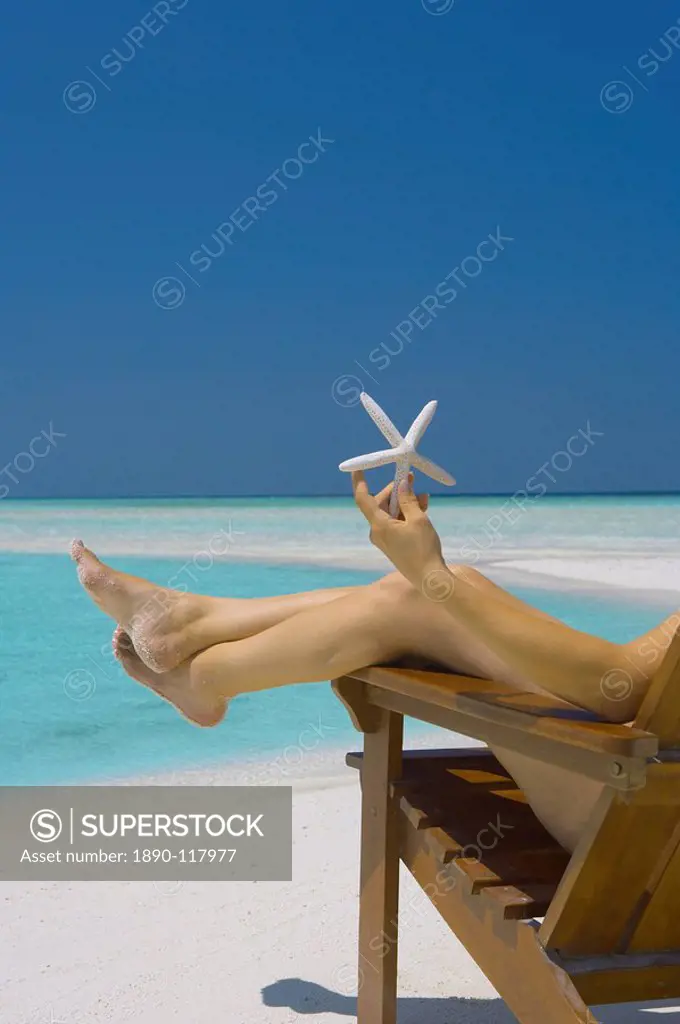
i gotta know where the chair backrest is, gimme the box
[634,622,680,746]
[539,628,680,957]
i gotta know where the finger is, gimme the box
[352,471,390,526]
[375,480,394,512]
[408,474,428,513]
[397,477,425,521]
[351,471,376,523]
[384,471,415,520]
[376,481,408,520]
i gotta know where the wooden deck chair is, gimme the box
[332,629,680,1024]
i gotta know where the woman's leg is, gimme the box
[75,539,649,719]
[111,573,485,724]
[75,539,658,722]
[110,565,650,727]
[72,541,562,674]
[72,540,359,671]
[490,747,607,852]
[431,565,654,721]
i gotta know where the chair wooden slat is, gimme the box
[480,883,555,920]
[634,628,680,747]
[537,631,680,958]
[353,750,569,898]
[349,664,657,757]
[540,764,680,955]
[558,951,680,1007]
[628,824,680,952]
[343,667,657,793]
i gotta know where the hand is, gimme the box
[352,471,447,589]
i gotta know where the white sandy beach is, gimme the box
[4,751,680,1023]
[494,556,680,594]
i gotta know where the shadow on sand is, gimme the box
[263,978,680,1022]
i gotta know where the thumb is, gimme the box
[397,477,423,521]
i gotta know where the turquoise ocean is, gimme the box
[1,496,678,785]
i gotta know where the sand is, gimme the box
[4,755,680,1023]
[493,556,680,595]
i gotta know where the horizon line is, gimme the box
[2,490,680,501]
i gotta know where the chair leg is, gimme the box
[356,709,403,1024]
[401,819,598,1024]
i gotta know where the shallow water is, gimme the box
[0,546,670,785]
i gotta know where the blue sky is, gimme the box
[2,0,679,496]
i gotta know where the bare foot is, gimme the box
[71,540,213,673]
[112,626,228,727]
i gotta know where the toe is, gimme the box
[70,538,85,561]
[112,626,134,658]
[72,542,111,592]
[112,627,164,691]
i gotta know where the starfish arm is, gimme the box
[404,400,437,447]
[411,452,456,486]
[338,449,399,472]
[360,393,404,446]
[389,457,412,516]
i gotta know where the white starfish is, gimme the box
[339,393,455,516]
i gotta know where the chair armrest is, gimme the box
[333,667,659,791]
